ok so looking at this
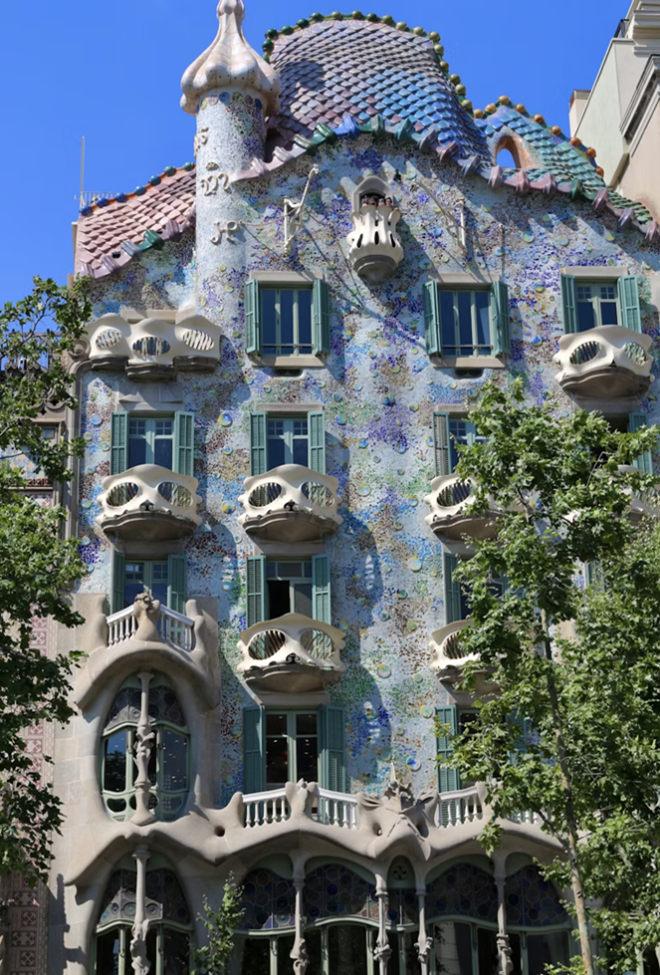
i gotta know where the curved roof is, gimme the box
[266,17,490,162]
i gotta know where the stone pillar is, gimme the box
[290,875,308,975]
[130,846,151,975]
[374,882,392,975]
[415,888,433,975]
[493,853,513,975]
[180,0,280,315]
[133,671,156,827]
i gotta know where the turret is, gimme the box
[180,0,280,311]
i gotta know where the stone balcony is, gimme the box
[424,475,498,542]
[346,201,404,283]
[96,464,202,543]
[429,620,478,682]
[554,325,654,400]
[85,312,222,379]
[237,612,345,692]
[238,465,342,542]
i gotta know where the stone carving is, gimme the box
[201,172,230,196]
[180,0,280,115]
[130,919,151,975]
[290,937,308,975]
[497,933,513,975]
[194,127,209,155]
[86,313,222,375]
[415,935,434,966]
[133,593,161,642]
[210,220,240,244]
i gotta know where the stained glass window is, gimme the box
[426,864,498,923]
[304,864,379,922]
[504,866,568,927]
[241,869,296,930]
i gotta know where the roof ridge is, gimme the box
[79,162,196,217]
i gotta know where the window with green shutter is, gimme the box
[443,553,469,623]
[243,706,265,794]
[250,411,325,473]
[111,554,186,614]
[423,281,510,357]
[433,414,484,476]
[561,274,641,334]
[436,705,459,793]
[320,705,346,792]
[247,557,332,624]
[629,411,654,474]
[245,279,330,358]
[111,412,193,474]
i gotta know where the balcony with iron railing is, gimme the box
[238,465,342,542]
[85,313,222,378]
[554,326,654,400]
[96,465,202,543]
[424,475,499,542]
[237,613,345,692]
[429,620,478,682]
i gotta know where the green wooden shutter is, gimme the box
[320,706,346,792]
[111,552,126,614]
[585,561,605,590]
[561,274,578,334]
[312,555,331,624]
[308,411,326,474]
[247,556,266,627]
[312,279,330,355]
[110,411,129,475]
[173,411,194,476]
[433,412,452,477]
[436,705,459,792]
[443,553,463,624]
[423,281,441,355]
[490,280,510,355]
[628,412,653,474]
[618,275,642,333]
[243,706,265,794]
[250,412,268,476]
[507,711,528,766]
[167,555,187,614]
[245,279,261,354]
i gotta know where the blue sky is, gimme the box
[0,0,625,304]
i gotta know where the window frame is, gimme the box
[428,919,574,975]
[239,923,378,975]
[100,677,190,823]
[439,288,494,358]
[264,708,321,790]
[423,278,509,365]
[111,553,187,616]
[261,287,313,358]
[575,281,619,331]
[245,274,330,366]
[128,415,175,468]
[265,557,314,618]
[267,415,310,467]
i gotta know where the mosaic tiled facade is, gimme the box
[20,2,660,974]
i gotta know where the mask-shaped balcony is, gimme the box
[237,613,346,692]
[238,465,342,542]
[96,465,202,543]
[85,313,222,379]
[429,620,476,682]
[554,326,654,400]
[346,176,404,284]
[424,475,498,542]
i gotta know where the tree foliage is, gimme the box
[0,276,90,884]
[194,872,245,975]
[444,380,660,973]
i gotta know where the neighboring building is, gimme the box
[7,3,660,975]
[570,0,660,220]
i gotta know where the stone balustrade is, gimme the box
[429,620,477,682]
[243,786,360,830]
[106,602,195,652]
[85,312,222,378]
[238,464,342,542]
[96,464,202,542]
[237,612,345,691]
[554,325,654,399]
[424,474,498,541]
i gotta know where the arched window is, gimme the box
[94,861,192,975]
[101,675,189,821]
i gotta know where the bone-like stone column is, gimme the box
[132,672,156,827]
[493,853,513,975]
[290,874,308,975]
[415,888,433,975]
[373,881,392,975]
[130,846,151,975]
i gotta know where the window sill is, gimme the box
[252,354,326,369]
[431,355,506,370]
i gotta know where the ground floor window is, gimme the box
[432,921,570,974]
[96,925,190,975]
[240,925,376,975]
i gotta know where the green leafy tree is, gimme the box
[442,380,660,974]
[0,276,90,884]
[194,872,245,975]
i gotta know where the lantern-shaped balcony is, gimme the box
[429,620,477,682]
[424,475,498,542]
[238,465,342,542]
[554,326,654,400]
[96,465,202,543]
[237,613,346,692]
[85,313,222,379]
